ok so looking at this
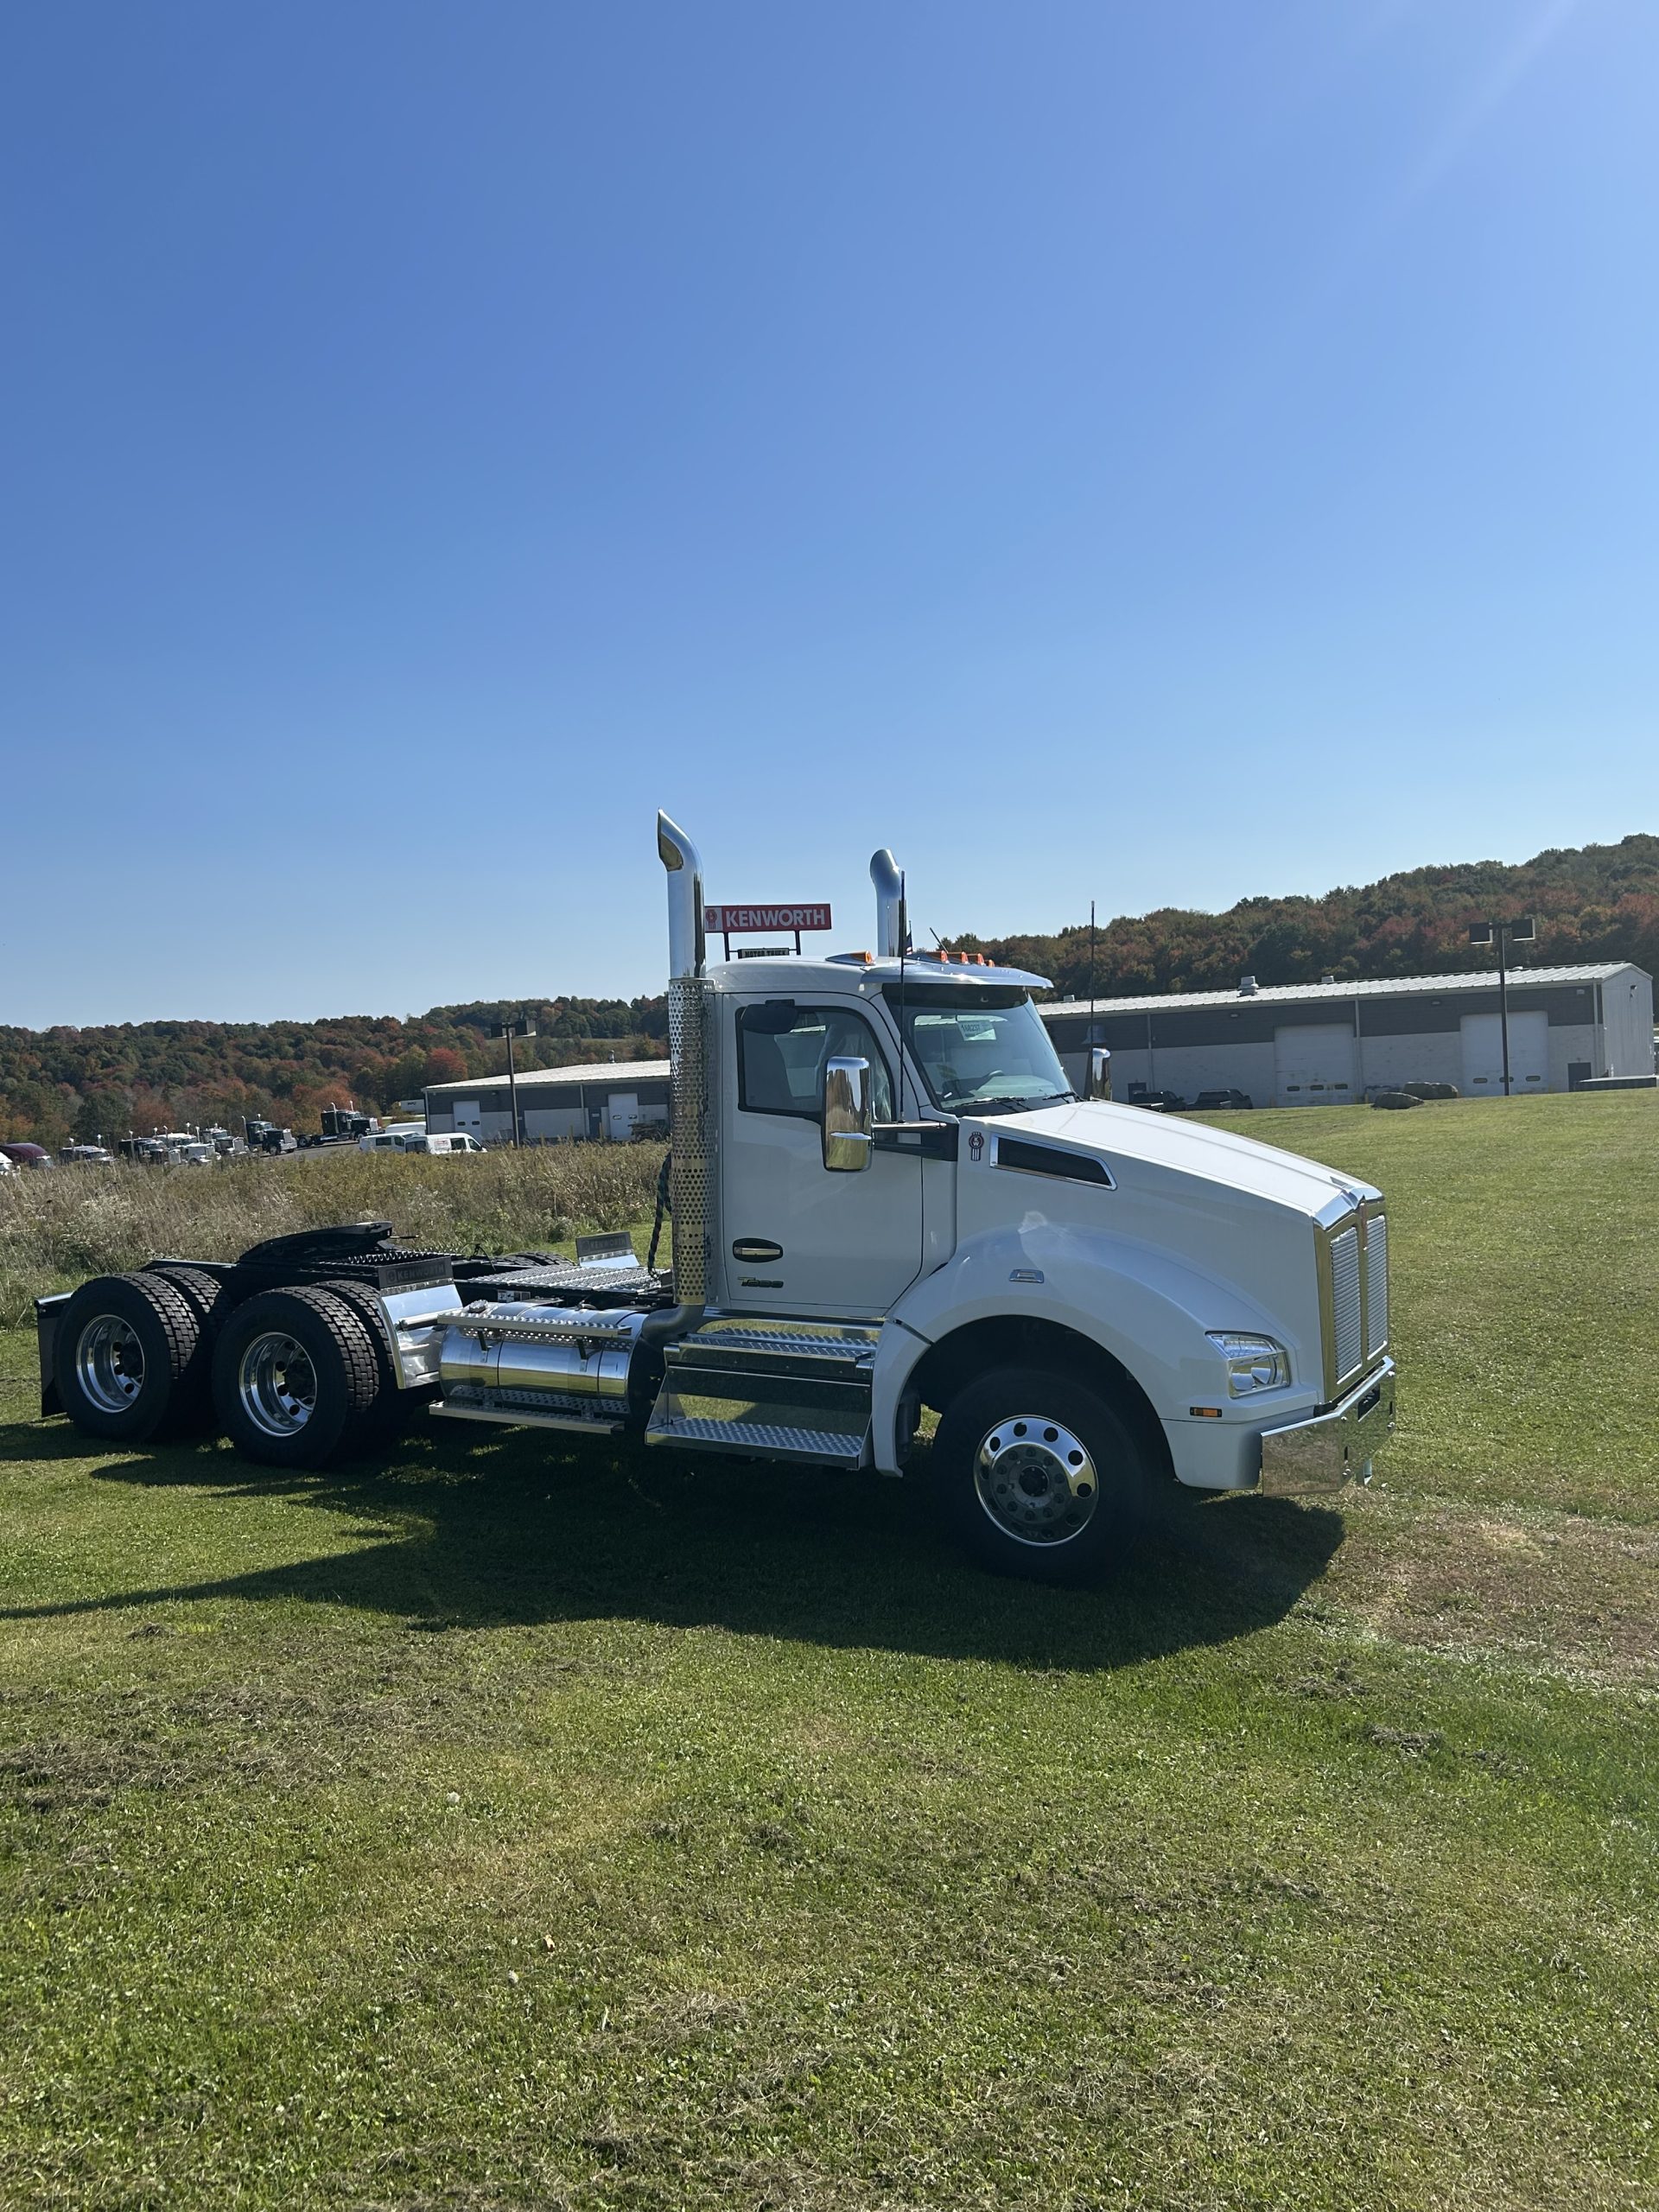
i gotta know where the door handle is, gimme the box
[732,1238,784,1263]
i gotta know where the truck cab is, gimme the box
[633,813,1395,1578]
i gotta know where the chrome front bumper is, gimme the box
[1258,1358,1396,1497]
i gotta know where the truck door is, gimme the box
[721,998,923,1315]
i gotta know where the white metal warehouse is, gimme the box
[1041,963,1654,1107]
[424,1058,670,1144]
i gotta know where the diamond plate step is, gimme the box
[664,1317,881,1382]
[644,1414,868,1466]
[647,1315,877,1467]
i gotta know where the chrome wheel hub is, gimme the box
[75,1316,146,1414]
[238,1332,319,1437]
[974,1414,1098,1547]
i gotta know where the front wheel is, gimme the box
[931,1364,1150,1586]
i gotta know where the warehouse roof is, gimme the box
[1039,963,1639,1020]
[425,1058,670,1097]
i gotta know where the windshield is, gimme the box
[887,988,1073,1115]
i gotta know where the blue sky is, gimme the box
[3,1,1656,1027]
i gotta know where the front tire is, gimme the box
[931,1364,1149,1586]
[212,1287,384,1471]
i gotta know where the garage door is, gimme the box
[605,1092,639,1140]
[1274,1023,1356,1106]
[1460,1011,1548,1095]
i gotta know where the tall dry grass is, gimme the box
[0,1144,667,1325]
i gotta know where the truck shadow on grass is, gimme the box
[0,1413,1346,1673]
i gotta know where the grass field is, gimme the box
[2,1096,1656,2209]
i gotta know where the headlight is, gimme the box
[1206,1332,1291,1395]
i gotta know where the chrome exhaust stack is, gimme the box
[870,849,905,958]
[658,810,707,984]
[653,811,712,1334]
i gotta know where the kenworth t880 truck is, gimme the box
[35,814,1395,1584]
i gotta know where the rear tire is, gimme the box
[57,1274,207,1445]
[143,1264,234,1434]
[931,1363,1149,1586]
[212,1287,383,1471]
[145,1263,232,1336]
[316,1277,427,1441]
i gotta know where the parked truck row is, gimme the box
[33,814,1395,1584]
[2,1111,480,1169]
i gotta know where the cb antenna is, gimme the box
[897,870,909,1122]
[1087,898,1097,1099]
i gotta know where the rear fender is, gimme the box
[35,1292,70,1418]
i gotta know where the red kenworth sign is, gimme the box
[704,902,832,935]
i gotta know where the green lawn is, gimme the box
[2,1095,1656,2209]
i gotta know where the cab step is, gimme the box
[645,1317,880,1467]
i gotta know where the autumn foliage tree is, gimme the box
[955,835,1659,1003]
[0,996,669,1147]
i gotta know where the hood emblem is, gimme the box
[968,1131,985,1162]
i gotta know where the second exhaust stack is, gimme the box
[870,849,905,958]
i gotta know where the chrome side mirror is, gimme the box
[1090,1047,1112,1101]
[822,1055,874,1171]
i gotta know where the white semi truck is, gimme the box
[35,813,1395,1583]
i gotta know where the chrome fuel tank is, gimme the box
[437,1302,646,1407]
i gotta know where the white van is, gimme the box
[416,1133,486,1156]
[358,1126,427,1154]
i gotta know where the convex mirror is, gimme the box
[822,1055,874,1171]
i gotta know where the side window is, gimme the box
[737,1002,895,1124]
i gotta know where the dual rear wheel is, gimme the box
[55,1274,392,1470]
[213,1287,386,1468]
[57,1273,211,1445]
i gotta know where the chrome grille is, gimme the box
[1330,1225,1363,1382]
[1366,1215,1389,1356]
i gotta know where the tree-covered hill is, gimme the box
[4,835,1656,1146]
[0,997,667,1151]
[956,833,1659,1002]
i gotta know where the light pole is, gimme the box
[494,1015,537,1147]
[1468,918,1536,1096]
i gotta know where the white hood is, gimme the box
[983,1098,1378,1221]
